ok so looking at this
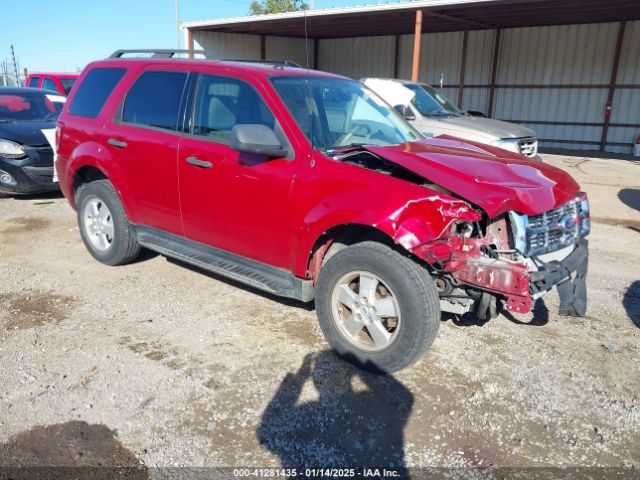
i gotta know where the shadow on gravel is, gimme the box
[126,247,159,265]
[11,190,65,201]
[618,188,640,213]
[623,281,640,328]
[166,257,314,311]
[447,299,549,327]
[0,420,147,479]
[502,299,550,327]
[258,351,412,475]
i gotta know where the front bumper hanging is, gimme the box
[530,239,588,316]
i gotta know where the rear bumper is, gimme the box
[530,239,589,316]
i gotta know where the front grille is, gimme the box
[22,166,55,185]
[519,138,538,157]
[510,194,590,256]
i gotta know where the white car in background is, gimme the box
[362,78,540,160]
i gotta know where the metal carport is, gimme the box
[182,0,640,154]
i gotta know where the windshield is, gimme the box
[271,76,421,151]
[60,78,76,95]
[405,83,462,116]
[0,92,65,122]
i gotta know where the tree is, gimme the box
[249,0,308,15]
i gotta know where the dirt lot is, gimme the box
[0,153,639,476]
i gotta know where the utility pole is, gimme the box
[10,45,19,86]
[175,0,180,50]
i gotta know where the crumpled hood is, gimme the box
[0,121,53,146]
[365,137,580,218]
[432,115,537,140]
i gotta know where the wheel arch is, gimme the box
[68,163,133,219]
[304,223,422,284]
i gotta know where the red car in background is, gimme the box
[25,72,78,95]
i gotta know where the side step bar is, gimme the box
[134,225,314,302]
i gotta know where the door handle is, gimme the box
[107,138,128,148]
[186,156,213,168]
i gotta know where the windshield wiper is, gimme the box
[324,143,369,153]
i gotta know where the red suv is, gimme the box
[25,73,79,95]
[56,50,589,372]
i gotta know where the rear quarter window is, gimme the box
[27,76,40,88]
[121,71,187,131]
[68,67,126,118]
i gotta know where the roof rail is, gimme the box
[221,59,302,68]
[108,49,210,59]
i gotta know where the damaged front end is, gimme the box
[329,144,590,320]
[412,193,590,320]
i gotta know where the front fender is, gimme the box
[291,184,480,277]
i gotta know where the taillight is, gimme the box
[55,122,63,153]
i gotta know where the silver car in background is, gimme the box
[362,78,540,160]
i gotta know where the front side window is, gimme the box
[271,76,420,151]
[42,77,57,91]
[191,75,275,144]
[69,68,126,118]
[122,71,187,131]
[27,76,40,88]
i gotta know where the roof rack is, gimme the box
[107,51,303,69]
[108,49,210,59]
[221,59,302,68]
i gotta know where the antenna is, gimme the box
[303,7,316,167]
[303,6,309,70]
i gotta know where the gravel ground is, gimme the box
[0,153,638,478]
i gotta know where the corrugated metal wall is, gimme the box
[192,20,640,154]
[494,22,620,151]
[193,31,260,60]
[192,31,313,66]
[462,29,494,114]
[610,20,640,153]
[318,36,396,79]
[265,36,311,67]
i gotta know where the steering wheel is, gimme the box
[335,124,372,146]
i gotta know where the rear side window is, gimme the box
[69,68,126,118]
[42,77,57,91]
[122,71,187,131]
[27,76,40,88]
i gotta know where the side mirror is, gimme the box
[393,104,416,121]
[466,110,486,118]
[230,124,288,158]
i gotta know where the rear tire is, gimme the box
[76,179,140,266]
[315,241,440,373]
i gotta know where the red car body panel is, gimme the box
[366,137,580,218]
[56,58,586,315]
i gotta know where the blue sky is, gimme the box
[2,0,383,74]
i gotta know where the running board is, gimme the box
[134,225,314,302]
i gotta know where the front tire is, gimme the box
[76,179,140,266]
[315,241,440,373]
